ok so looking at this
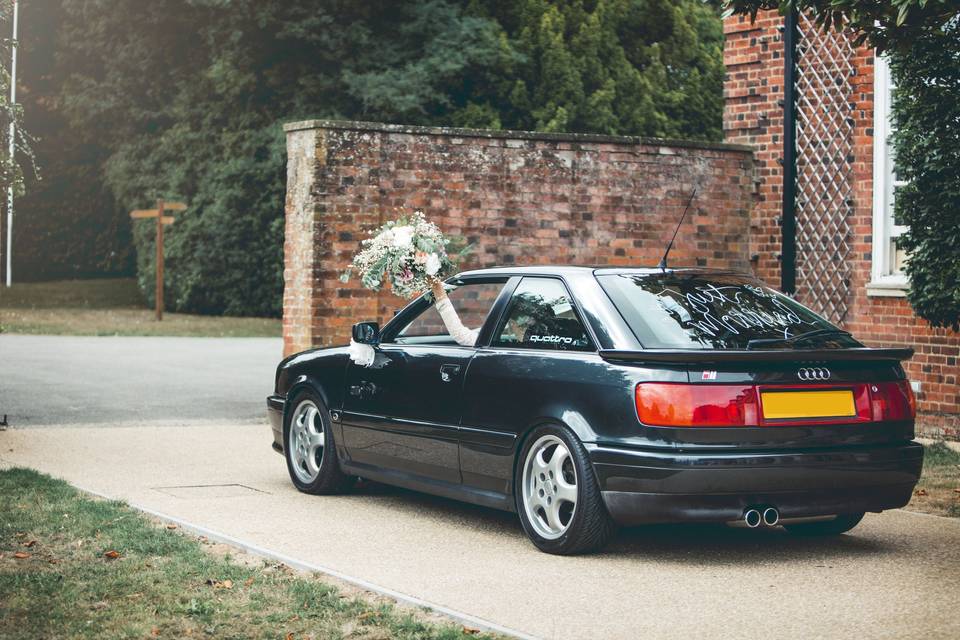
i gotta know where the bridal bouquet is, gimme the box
[342,212,476,365]
[340,211,464,300]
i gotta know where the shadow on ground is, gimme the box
[348,479,899,565]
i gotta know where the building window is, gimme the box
[868,54,909,296]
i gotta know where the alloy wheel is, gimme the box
[289,399,325,483]
[521,434,578,540]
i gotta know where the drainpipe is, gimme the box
[781,10,798,295]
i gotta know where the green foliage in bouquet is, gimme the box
[340,212,471,300]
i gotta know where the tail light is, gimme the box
[870,381,916,422]
[636,383,759,427]
[636,380,916,427]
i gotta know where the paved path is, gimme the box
[0,335,282,427]
[2,424,958,640]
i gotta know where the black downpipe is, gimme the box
[781,10,798,295]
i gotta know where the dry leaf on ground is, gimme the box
[13,552,30,559]
[103,550,121,559]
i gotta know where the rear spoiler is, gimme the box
[598,347,914,365]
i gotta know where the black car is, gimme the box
[267,267,923,554]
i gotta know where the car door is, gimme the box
[340,278,511,484]
[459,276,597,494]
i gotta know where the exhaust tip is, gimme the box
[744,509,761,528]
[762,507,780,527]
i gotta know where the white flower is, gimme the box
[392,225,414,248]
[425,253,441,276]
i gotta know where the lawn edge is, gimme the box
[71,482,538,640]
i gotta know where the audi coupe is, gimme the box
[267,267,923,554]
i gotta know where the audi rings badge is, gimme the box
[797,367,831,381]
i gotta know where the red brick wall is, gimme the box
[282,120,755,357]
[723,10,960,439]
[723,12,786,287]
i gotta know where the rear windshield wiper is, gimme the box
[746,328,852,350]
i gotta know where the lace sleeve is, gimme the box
[432,282,479,347]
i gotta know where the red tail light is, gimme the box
[636,383,760,427]
[870,381,917,422]
[636,380,916,427]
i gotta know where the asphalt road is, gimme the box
[0,334,283,427]
[3,424,959,640]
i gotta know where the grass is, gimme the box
[0,468,494,640]
[907,442,960,518]
[0,279,280,338]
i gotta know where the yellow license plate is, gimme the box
[760,390,856,420]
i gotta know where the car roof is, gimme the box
[456,265,750,279]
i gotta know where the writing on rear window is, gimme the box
[598,274,860,350]
[655,283,815,338]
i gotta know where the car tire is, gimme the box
[783,512,865,536]
[283,390,354,495]
[514,424,615,555]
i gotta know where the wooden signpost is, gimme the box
[129,199,187,321]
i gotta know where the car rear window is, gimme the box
[597,272,861,350]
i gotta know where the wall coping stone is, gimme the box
[283,119,755,154]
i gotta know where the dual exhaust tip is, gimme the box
[744,506,780,528]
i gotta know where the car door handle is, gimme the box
[349,382,378,398]
[440,364,461,383]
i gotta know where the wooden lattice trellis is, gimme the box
[793,15,856,325]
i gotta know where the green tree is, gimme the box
[465,0,724,139]
[0,0,30,203]
[889,21,960,330]
[12,0,129,282]
[48,0,724,316]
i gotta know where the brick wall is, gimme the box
[723,11,960,439]
[282,120,755,357]
[723,12,786,287]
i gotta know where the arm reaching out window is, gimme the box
[431,280,479,347]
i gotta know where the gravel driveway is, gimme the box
[2,424,959,640]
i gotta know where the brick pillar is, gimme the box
[282,127,321,356]
[723,10,786,289]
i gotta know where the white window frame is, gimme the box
[868,54,909,297]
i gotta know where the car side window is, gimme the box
[391,281,506,346]
[491,277,593,352]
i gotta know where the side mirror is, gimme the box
[352,321,380,345]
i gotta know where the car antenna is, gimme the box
[657,187,698,271]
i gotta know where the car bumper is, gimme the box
[266,395,284,454]
[589,441,924,525]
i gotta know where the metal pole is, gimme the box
[781,9,798,295]
[4,0,18,287]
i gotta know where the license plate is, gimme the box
[760,390,856,420]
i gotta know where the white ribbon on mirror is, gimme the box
[348,339,376,367]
